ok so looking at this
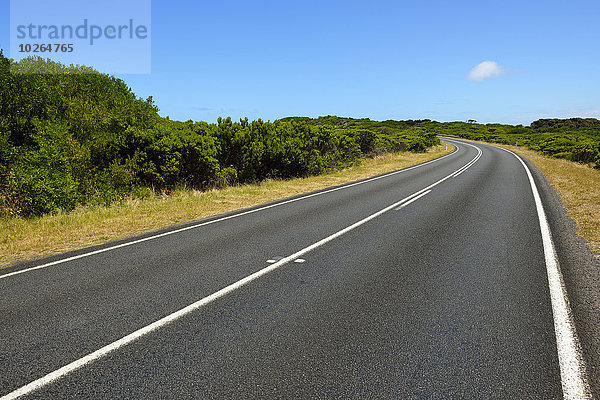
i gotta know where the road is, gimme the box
[0,139,592,399]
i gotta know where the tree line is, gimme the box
[428,120,600,167]
[6,52,594,218]
[0,53,439,217]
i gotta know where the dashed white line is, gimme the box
[0,142,481,400]
[0,145,459,281]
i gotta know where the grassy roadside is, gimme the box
[464,140,600,256]
[448,135,599,254]
[0,144,454,268]
[507,146,600,256]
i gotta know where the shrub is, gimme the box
[0,53,443,217]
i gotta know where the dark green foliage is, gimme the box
[279,116,439,153]
[0,54,440,217]
[427,120,600,168]
[4,51,594,218]
[530,118,600,130]
[1,53,161,215]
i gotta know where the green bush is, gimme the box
[430,119,600,168]
[0,53,443,217]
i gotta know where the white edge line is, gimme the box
[0,144,460,281]
[0,143,480,400]
[495,145,591,399]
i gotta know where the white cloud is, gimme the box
[469,61,507,81]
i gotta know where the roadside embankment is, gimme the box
[0,144,454,268]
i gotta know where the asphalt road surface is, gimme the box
[1,139,594,399]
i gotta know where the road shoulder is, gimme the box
[520,154,600,398]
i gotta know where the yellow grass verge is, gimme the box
[505,146,600,256]
[0,144,454,268]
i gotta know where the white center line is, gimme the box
[0,145,459,281]
[0,143,481,400]
[394,190,432,210]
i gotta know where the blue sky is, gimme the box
[1,0,599,125]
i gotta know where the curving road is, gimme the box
[0,139,593,399]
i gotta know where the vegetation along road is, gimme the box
[2,138,598,399]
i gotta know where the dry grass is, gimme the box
[456,136,599,255]
[506,146,600,256]
[0,144,454,268]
